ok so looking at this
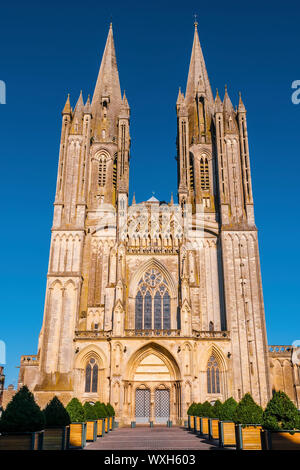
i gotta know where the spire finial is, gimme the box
[194,13,198,28]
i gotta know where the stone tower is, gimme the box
[19,23,271,424]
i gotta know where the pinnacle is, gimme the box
[238,91,246,113]
[62,93,71,115]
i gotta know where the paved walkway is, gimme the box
[85,426,224,450]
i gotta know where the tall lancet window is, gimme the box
[200,157,210,191]
[207,355,220,394]
[98,155,107,187]
[85,358,99,393]
[135,268,171,330]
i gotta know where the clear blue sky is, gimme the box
[1,0,299,387]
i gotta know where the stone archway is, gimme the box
[123,343,181,425]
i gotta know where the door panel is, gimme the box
[155,389,170,423]
[135,389,150,423]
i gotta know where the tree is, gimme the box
[211,400,223,419]
[233,393,263,425]
[201,401,213,417]
[187,402,197,415]
[106,403,115,417]
[83,402,97,420]
[43,396,70,427]
[0,385,45,432]
[263,391,300,431]
[94,401,107,419]
[194,403,203,417]
[218,397,238,421]
[66,398,85,423]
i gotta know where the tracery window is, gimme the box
[98,155,107,187]
[207,355,220,394]
[135,268,171,330]
[85,357,99,393]
[200,157,210,191]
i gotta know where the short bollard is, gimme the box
[184,420,188,428]
[131,421,136,428]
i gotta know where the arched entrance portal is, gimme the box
[125,343,181,425]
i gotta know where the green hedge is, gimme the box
[263,391,300,431]
[0,385,45,432]
[43,396,70,427]
[218,397,238,421]
[83,402,97,420]
[66,398,86,423]
[233,393,263,425]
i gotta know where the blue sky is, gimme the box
[0,0,299,387]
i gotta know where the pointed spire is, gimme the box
[122,90,130,109]
[214,89,223,113]
[132,193,136,205]
[238,91,246,113]
[91,23,122,111]
[84,94,92,114]
[73,90,84,114]
[62,94,71,115]
[185,23,214,107]
[170,192,174,205]
[176,87,183,105]
[223,85,234,112]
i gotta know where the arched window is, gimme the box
[135,268,171,330]
[200,157,210,191]
[85,357,99,393]
[207,355,220,394]
[98,155,107,187]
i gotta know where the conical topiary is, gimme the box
[218,397,238,421]
[0,385,45,432]
[233,393,263,425]
[211,400,223,419]
[43,396,70,427]
[201,401,213,417]
[83,402,97,420]
[94,401,107,419]
[106,403,115,417]
[194,403,203,417]
[100,403,109,417]
[66,398,85,423]
[187,402,197,415]
[263,391,300,431]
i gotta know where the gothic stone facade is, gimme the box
[19,23,277,424]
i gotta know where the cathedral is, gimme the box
[18,22,276,425]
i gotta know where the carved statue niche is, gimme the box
[112,343,122,374]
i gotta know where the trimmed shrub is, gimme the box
[94,402,108,419]
[0,385,45,432]
[187,402,197,416]
[263,391,300,431]
[218,397,238,421]
[233,393,263,425]
[83,402,97,420]
[211,400,223,419]
[194,403,203,417]
[66,398,86,423]
[201,401,213,417]
[106,403,115,417]
[43,396,70,427]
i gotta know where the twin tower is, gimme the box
[19,23,271,425]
